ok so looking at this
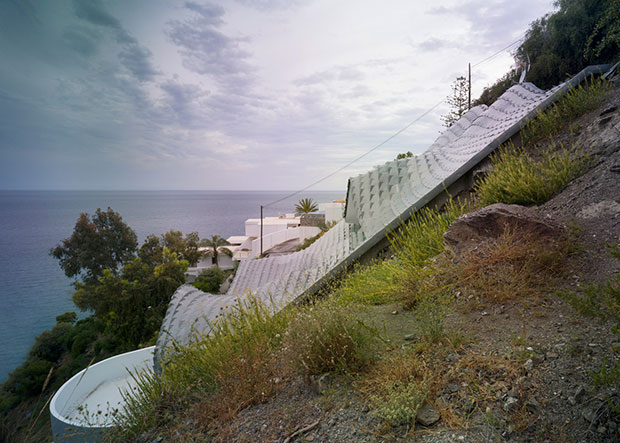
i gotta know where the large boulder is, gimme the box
[443,203,561,256]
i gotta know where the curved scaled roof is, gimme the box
[155,66,610,366]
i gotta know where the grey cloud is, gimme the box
[232,0,304,12]
[73,0,135,44]
[118,45,159,82]
[62,26,101,57]
[73,0,158,81]
[166,3,255,88]
[415,37,451,52]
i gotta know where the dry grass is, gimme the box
[449,228,569,303]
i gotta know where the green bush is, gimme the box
[474,143,589,206]
[284,300,380,376]
[561,273,620,332]
[29,323,73,362]
[4,360,52,397]
[192,267,224,293]
[370,376,428,426]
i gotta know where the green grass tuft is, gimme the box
[522,76,610,145]
[474,143,589,206]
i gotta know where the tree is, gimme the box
[396,151,413,160]
[200,235,232,267]
[50,207,137,284]
[193,267,224,293]
[295,198,319,214]
[441,76,470,128]
[161,230,204,266]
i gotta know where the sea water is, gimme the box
[0,190,343,381]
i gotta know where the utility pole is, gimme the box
[260,205,263,257]
[468,63,471,110]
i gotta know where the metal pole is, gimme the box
[468,63,471,110]
[260,205,263,256]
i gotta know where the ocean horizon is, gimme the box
[0,189,343,381]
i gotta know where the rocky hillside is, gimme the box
[115,74,620,443]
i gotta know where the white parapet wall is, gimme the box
[250,225,320,257]
[50,346,155,442]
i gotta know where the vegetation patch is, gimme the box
[283,300,381,376]
[474,142,589,206]
[522,77,611,145]
[450,229,569,304]
[113,296,292,440]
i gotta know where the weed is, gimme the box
[475,142,589,206]
[112,295,292,439]
[412,292,453,343]
[283,299,381,376]
[359,351,431,427]
[452,229,569,303]
[560,273,620,333]
[607,242,620,259]
[522,76,610,145]
[389,199,468,270]
[334,260,399,305]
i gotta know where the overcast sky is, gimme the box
[0,0,555,191]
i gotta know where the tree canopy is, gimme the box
[441,76,470,128]
[50,207,137,284]
[295,198,319,214]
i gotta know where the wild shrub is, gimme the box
[389,199,467,270]
[452,229,569,303]
[474,142,589,206]
[113,296,292,439]
[360,351,430,427]
[192,267,224,293]
[386,200,467,307]
[522,77,610,145]
[283,300,380,376]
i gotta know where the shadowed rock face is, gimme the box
[443,203,562,257]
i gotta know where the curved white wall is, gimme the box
[50,346,154,442]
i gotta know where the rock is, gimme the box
[524,359,534,372]
[416,402,441,426]
[404,333,416,341]
[525,398,540,412]
[391,310,398,315]
[503,397,519,412]
[597,425,606,434]
[568,396,576,406]
[574,385,586,404]
[546,352,559,359]
[443,203,561,256]
[308,373,331,395]
[582,404,600,424]
[448,383,460,393]
[577,201,620,219]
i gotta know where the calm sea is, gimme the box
[0,190,343,381]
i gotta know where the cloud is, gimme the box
[118,45,159,81]
[73,0,158,81]
[166,2,255,89]
[414,37,451,52]
[62,25,101,57]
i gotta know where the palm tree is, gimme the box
[200,235,232,267]
[295,198,318,214]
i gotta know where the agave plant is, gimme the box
[295,198,318,214]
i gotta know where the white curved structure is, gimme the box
[50,346,154,443]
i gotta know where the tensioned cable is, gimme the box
[262,35,527,208]
[263,98,445,208]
